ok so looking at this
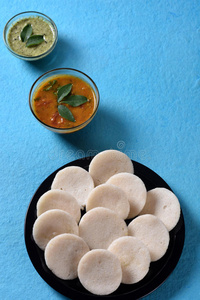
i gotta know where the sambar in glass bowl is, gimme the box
[29,68,100,133]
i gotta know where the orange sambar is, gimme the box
[33,74,96,129]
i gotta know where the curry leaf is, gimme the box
[34,97,41,101]
[20,24,32,42]
[58,105,75,122]
[57,84,73,103]
[61,95,88,107]
[50,80,57,86]
[53,86,61,95]
[43,80,57,91]
[44,85,53,91]
[26,35,44,47]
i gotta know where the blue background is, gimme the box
[1,1,200,299]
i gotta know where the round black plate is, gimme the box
[24,157,185,300]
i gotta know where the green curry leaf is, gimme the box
[57,84,73,103]
[61,95,88,107]
[58,104,75,122]
[20,24,33,42]
[26,35,44,47]
[43,80,57,91]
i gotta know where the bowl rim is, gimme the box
[3,11,58,60]
[29,68,100,133]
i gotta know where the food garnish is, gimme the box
[52,83,88,121]
[58,105,76,122]
[20,24,44,47]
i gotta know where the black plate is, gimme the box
[24,157,185,300]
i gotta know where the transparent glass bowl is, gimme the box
[29,68,100,133]
[3,11,58,61]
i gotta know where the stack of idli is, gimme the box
[32,149,181,296]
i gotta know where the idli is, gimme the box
[128,214,169,261]
[108,236,151,284]
[32,209,79,250]
[51,166,94,208]
[86,183,130,219]
[45,233,89,280]
[139,187,181,231]
[36,189,81,223]
[107,173,147,219]
[89,150,134,186]
[79,207,128,249]
[78,249,122,295]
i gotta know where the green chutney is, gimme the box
[8,16,56,57]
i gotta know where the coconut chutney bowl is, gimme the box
[3,11,58,61]
[29,68,100,134]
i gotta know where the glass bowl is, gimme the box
[3,11,58,61]
[29,68,100,133]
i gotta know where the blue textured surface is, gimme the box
[0,1,200,299]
